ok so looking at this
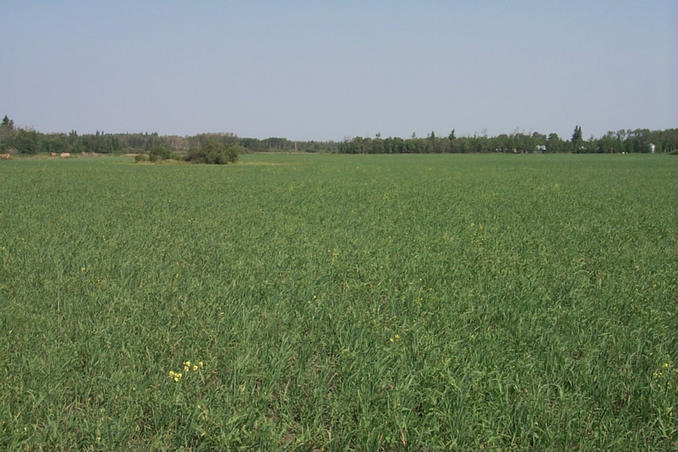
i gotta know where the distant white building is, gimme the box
[650,143,656,153]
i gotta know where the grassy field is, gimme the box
[0,153,676,449]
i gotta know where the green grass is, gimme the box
[0,153,676,449]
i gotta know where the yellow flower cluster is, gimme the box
[389,334,401,343]
[183,360,204,372]
[168,370,182,382]
[652,362,676,379]
[169,360,204,382]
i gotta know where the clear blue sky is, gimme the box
[1,1,676,140]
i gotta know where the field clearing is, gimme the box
[0,153,676,449]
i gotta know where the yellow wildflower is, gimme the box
[169,370,183,382]
[193,365,198,371]
[198,361,204,368]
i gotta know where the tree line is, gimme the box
[1,115,676,156]
[0,116,340,155]
[338,127,678,154]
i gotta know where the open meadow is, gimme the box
[0,153,676,449]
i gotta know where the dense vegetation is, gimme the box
[0,115,329,156]
[136,139,241,165]
[1,115,676,156]
[338,128,678,154]
[0,154,675,449]
[183,138,240,164]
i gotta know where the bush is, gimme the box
[134,154,147,162]
[148,145,171,162]
[185,139,240,164]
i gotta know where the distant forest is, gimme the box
[338,127,678,154]
[1,115,676,155]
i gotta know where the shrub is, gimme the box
[134,154,147,162]
[185,139,240,164]
[148,145,171,162]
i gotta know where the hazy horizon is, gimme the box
[1,1,676,141]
